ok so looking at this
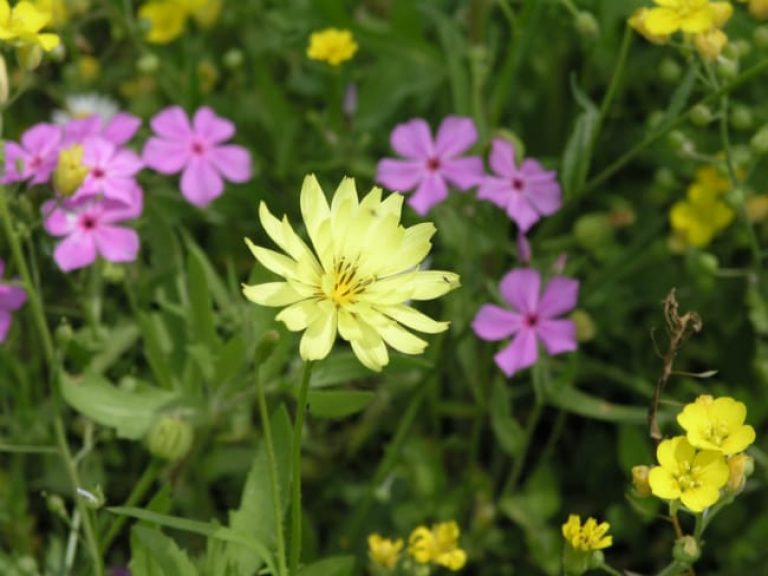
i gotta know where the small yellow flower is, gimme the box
[53,144,89,197]
[677,395,756,455]
[561,515,612,551]
[669,167,735,248]
[409,521,467,571]
[307,27,358,66]
[243,175,459,372]
[642,0,721,36]
[629,8,671,44]
[138,0,220,44]
[0,0,60,51]
[694,27,728,60]
[32,0,67,26]
[648,435,729,512]
[367,534,403,569]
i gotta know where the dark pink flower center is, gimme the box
[523,313,538,328]
[29,156,42,169]
[511,176,525,192]
[79,214,97,230]
[191,139,206,155]
[92,167,105,178]
[426,157,441,171]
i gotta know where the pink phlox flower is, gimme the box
[2,123,63,185]
[43,184,143,272]
[62,113,142,147]
[72,137,143,205]
[142,106,253,207]
[0,259,28,342]
[376,116,485,215]
[472,268,579,377]
[477,138,562,232]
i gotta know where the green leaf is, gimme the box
[186,249,218,351]
[60,372,178,439]
[214,335,247,387]
[137,312,176,390]
[307,390,375,419]
[87,323,139,374]
[490,379,524,456]
[543,382,647,424]
[129,525,199,576]
[661,61,699,130]
[108,507,277,575]
[499,464,561,528]
[297,555,356,576]
[561,78,599,200]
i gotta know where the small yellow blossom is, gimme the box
[32,0,67,26]
[138,0,220,44]
[677,395,756,455]
[561,515,612,551]
[367,534,403,569]
[694,27,728,60]
[670,166,734,248]
[53,144,88,197]
[642,0,721,35]
[409,521,467,571]
[629,8,671,43]
[307,27,358,66]
[0,0,60,51]
[648,435,729,512]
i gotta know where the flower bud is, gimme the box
[632,465,652,497]
[46,494,68,519]
[572,309,597,343]
[731,106,754,131]
[0,54,8,106]
[746,195,768,222]
[54,320,74,347]
[53,144,89,197]
[694,29,728,61]
[716,58,739,81]
[727,454,754,493]
[574,213,614,251]
[254,330,280,364]
[146,415,194,461]
[753,25,768,48]
[574,11,599,40]
[102,262,126,283]
[77,485,105,509]
[672,535,700,564]
[658,58,682,83]
[750,124,768,155]
[689,104,712,127]
[137,52,159,74]
[223,48,244,70]
[17,45,43,71]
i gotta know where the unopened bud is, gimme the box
[0,55,8,105]
[746,195,768,222]
[716,58,739,81]
[727,454,754,493]
[673,535,700,564]
[750,124,768,155]
[575,213,614,250]
[223,49,244,70]
[731,106,754,131]
[46,494,68,519]
[137,52,159,74]
[16,45,43,71]
[632,465,652,497]
[574,11,599,40]
[54,320,74,347]
[53,144,88,197]
[689,104,712,127]
[254,330,280,364]
[658,58,682,83]
[146,415,194,461]
[753,25,768,48]
[572,309,597,343]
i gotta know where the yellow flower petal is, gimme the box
[299,300,337,361]
[242,282,303,307]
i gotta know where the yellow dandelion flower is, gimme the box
[408,521,467,571]
[307,27,358,66]
[677,395,756,455]
[242,175,460,372]
[648,435,729,512]
[0,0,60,51]
[367,534,403,569]
[561,515,612,551]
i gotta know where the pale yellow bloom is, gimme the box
[0,0,60,51]
[746,0,768,19]
[367,534,403,569]
[643,0,720,35]
[408,521,467,571]
[307,27,358,66]
[242,175,459,371]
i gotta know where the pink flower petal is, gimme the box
[101,185,144,223]
[95,225,140,263]
[434,116,478,158]
[517,232,532,264]
[0,310,11,342]
[180,156,224,207]
[54,232,98,272]
[494,328,538,377]
[100,177,140,206]
[489,138,518,176]
[108,149,143,177]
[3,142,26,183]
[151,106,192,140]
[193,107,235,144]
[536,319,577,355]
[22,123,61,156]
[391,118,434,159]
[407,172,447,215]
[440,156,484,190]
[42,200,76,236]
[476,176,509,206]
[208,144,252,183]
[102,113,141,146]
[142,137,190,174]
[506,193,541,232]
[472,304,521,341]
[538,277,579,319]
[0,284,27,310]
[499,268,540,314]
[83,137,116,168]
[376,158,424,193]
[525,179,562,217]
[62,117,101,146]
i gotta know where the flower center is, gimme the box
[702,419,730,446]
[92,167,105,178]
[675,461,701,491]
[523,313,538,327]
[511,176,525,192]
[426,157,441,172]
[326,257,372,307]
[191,139,206,155]
[79,214,97,230]
[29,155,42,169]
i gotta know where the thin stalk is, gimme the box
[288,361,313,576]
[595,26,632,138]
[657,561,691,576]
[64,509,82,575]
[257,368,289,576]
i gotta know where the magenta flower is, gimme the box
[472,268,579,377]
[0,259,27,343]
[376,116,485,215]
[43,185,143,272]
[477,139,562,232]
[2,123,63,185]
[62,113,142,147]
[142,106,252,207]
[73,137,143,206]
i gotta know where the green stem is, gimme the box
[257,368,289,576]
[598,563,624,576]
[595,26,632,139]
[585,57,768,192]
[656,560,691,576]
[289,361,313,576]
[101,459,162,555]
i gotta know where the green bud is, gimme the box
[147,415,194,461]
[696,252,719,275]
[646,110,666,131]
[753,26,768,49]
[716,58,739,81]
[658,58,682,83]
[731,106,753,131]
[54,320,73,347]
[574,11,599,40]
[574,213,614,251]
[223,48,244,69]
[672,535,700,564]
[46,494,68,519]
[689,104,712,127]
[16,44,43,71]
[137,53,159,74]
[76,485,105,509]
[732,39,751,59]
[654,167,677,189]
[750,124,768,155]
[571,309,597,342]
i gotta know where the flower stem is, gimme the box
[257,366,289,576]
[289,361,314,576]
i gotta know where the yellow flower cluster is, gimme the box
[138,0,221,45]
[561,515,613,551]
[669,166,734,248]
[629,0,734,61]
[306,27,358,66]
[367,521,467,573]
[648,395,755,512]
[0,0,60,52]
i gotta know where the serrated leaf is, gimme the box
[307,390,375,420]
[129,525,199,576]
[60,372,178,439]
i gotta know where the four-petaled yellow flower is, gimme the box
[408,521,467,571]
[648,435,729,512]
[307,27,358,66]
[0,0,60,51]
[367,534,403,569]
[670,166,734,248]
[242,175,460,372]
[642,0,723,35]
[561,515,613,551]
[138,0,221,44]
[677,395,756,455]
